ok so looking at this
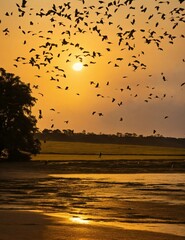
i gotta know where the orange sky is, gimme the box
[0,0,185,137]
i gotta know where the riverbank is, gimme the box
[0,158,185,176]
[0,210,184,240]
[0,159,184,239]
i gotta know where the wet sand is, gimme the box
[0,159,185,239]
[0,210,184,240]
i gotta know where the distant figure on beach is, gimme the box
[99,152,102,158]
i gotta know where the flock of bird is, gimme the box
[1,0,185,133]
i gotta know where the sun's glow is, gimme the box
[70,216,89,224]
[72,62,83,71]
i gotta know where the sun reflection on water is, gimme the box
[70,216,90,224]
[44,212,90,225]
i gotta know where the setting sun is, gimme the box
[72,62,83,71]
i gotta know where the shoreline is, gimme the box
[0,159,185,175]
[0,160,184,239]
[0,210,184,240]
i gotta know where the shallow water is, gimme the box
[33,153,185,161]
[47,173,185,237]
[0,172,185,237]
[50,173,185,204]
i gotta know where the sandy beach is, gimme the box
[0,159,185,240]
[0,210,185,240]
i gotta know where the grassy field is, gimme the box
[32,141,185,161]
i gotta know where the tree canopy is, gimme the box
[0,68,41,160]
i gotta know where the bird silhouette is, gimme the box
[39,110,43,119]
[1,0,184,135]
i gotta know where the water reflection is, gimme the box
[70,216,90,224]
[0,173,184,237]
[50,173,185,204]
[44,212,90,225]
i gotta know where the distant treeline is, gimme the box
[35,129,185,148]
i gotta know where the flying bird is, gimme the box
[39,110,42,119]
[21,0,27,8]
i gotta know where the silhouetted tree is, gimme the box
[63,129,74,136]
[0,68,41,161]
[42,128,52,136]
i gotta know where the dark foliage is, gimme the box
[36,129,185,148]
[0,68,41,161]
